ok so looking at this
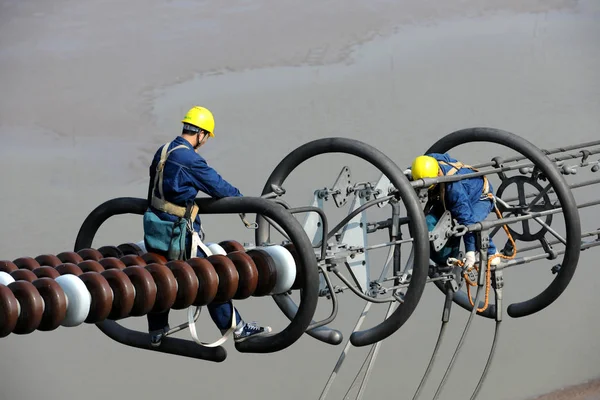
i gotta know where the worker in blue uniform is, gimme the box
[143,105,271,347]
[410,153,501,270]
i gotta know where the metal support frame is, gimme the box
[3,130,600,400]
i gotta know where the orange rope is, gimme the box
[464,193,517,312]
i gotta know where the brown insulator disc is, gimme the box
[207,255,239,303]
[77,248,104,261]
[78,260,105,273]
[0,285,18,337]
[12,257,40,271]
[100,269,135,320]
[55,263,84,276]
[117,242,145,256]
[165,261,199,310]
[10,269,37,283]
[98,245,124,259]
[120,255,147,267]
[9,281,43,334]
[34,254,62,267]
[99,257,126,271]
[144,263,177,313]
[283,243,303,290]
[227,252,258,300]
[122,266,157,316]
[79,272,113,323]
[245,249,278,296]
[33,266,61,279]
[0,261,18,273]
[186,258,218,306]
[32,278,67,331]
[219,240,246,253]
[57,251,84,264]
[142,252,167,265]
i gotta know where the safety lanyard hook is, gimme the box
[239,213,258,229]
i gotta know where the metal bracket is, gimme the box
[491,156,508,181]
[448,266,464,293]
[430,210,453,251]
[492,270,504,290]
[540,237,558,260]
[331,166,353,208]
[302,191,327,292]
[372,173,393,208]
[466,267,478,283]
[480,234,490,252]
[340,192,370,294]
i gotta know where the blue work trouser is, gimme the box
[146,246,242,333]
[426,196,497,266]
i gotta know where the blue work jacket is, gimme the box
[146,136,242,234]
[426,153,494,252]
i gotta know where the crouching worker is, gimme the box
[409,153,502,270]
[143,105,271,347]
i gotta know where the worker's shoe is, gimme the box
[149,325,170,347]
[233,321,272,343]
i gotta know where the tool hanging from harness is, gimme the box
[143,141,236,346]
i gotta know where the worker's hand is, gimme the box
[464,251,476,269]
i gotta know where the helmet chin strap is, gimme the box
[194,132,203,149]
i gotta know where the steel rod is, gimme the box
[516,230,600,254]
[501,177,600,204]
[431,284,484,400]
[499,239,600,270]
[261,215,291,241]
[467,199,600,233]
[411,148,600,190]
[363,238,414,251]
[412,288,454,400]
[470,322,502,400]
[355,301,398,400]
[307,267,339,331]
[532,216,567,245]
[332,269,398,304]
[318,302,373,400]
[471,140,600,169]
[316,195,395,246]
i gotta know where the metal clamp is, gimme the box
[451,224,469,237]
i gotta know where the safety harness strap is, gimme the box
[438,160,490,195]
[186,242,237,348]
[150,142,200,220]
[190,231,212,259]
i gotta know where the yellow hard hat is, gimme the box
[411,155,439,181]
[181,106,215,137]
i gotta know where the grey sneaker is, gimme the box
[149,325,169,347]
[233,322,272,343]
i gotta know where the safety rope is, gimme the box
[463,193,516,312]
